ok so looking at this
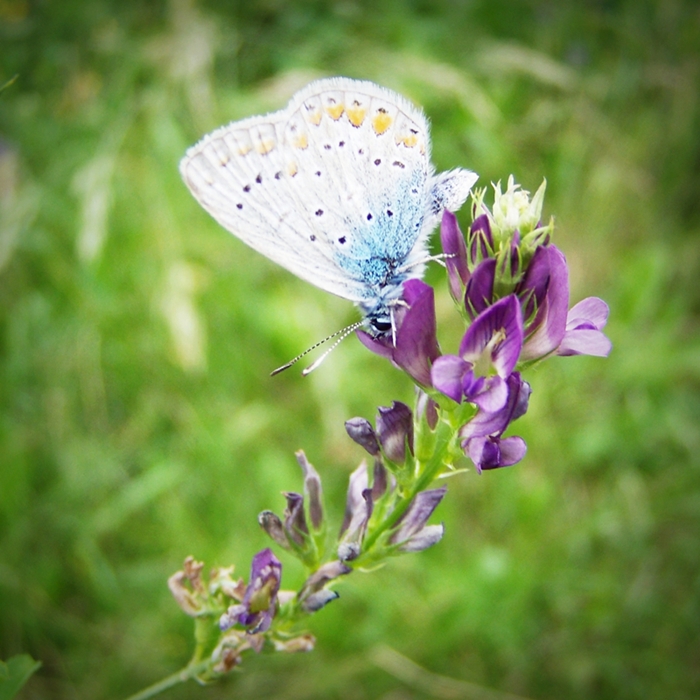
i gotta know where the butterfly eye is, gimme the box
[371,318,392,334]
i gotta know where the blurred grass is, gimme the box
[1,0,699,698]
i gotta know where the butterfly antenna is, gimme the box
[396,252,450,274]
[271,320,364,376]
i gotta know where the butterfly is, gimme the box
[180,77,478,341]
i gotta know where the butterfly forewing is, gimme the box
[181,77,475,315]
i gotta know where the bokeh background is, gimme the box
[2,1,699,698]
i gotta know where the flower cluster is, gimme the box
[156,176,611,698]
[360,177,611,473]
[168,552,313,676]
[341,401,446,562]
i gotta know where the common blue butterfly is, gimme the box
[180,77,478,338]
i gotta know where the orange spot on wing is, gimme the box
[256,139,275,154]
[292,133,308,149]
[372,112,392,135]
[325,103,344,120]
[398,133,418,148]
[347,105,366,127]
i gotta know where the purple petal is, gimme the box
[466,436,497,473]
[402,278,430,306]
[356,329,394,360]
[249,548,281,584]
[398,524,445,553]
[219,603,246,631]
[469,214,494,266]
[338,488,372,562]
[459,294,523,378]
[464,258,496,319]
[465,435,526,473]
[566,297,610,330]
[283,492,308,545]
[557,329,612,357]
[296,451,324,530]
[393,281,440,386]
[258,510,291,550]
[519,246,570,362]
[390,487,447,544]
[371,458,390,501]
[511,375,533,422]
[431,354,471,402]
[298,560,351,605]
[339,463,369,537]
[495,436,527,467]
[440,210,469,300]
[470,375,508,413]
[518,245,552,320]
[460,372,531,441]
[236,548,282,633]
[376,401,414,463]
[301,589,340,612]
[416,390,439,430]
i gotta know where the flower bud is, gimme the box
[296,450,324,531]
[376,401,414,464]
[344,417,380,455]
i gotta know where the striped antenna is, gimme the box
[271,320,364,376]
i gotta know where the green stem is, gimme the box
[357,417,454,558]
[124,659,211,700]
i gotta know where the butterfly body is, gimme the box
[181,77,477,335]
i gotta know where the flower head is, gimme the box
[219,549,282,634]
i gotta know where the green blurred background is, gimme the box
[1,0,699,698]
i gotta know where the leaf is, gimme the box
[0,655,41,700]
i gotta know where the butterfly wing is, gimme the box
[180,77,475,305]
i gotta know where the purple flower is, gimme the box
[460,372,531,473]
[556,297,612,357]
[440,211,469,301]
[518,245,611,361]
[298,560,351,613]
[465,435,527,473]
[431,295,524,411]
[389,487,446,553]
[517,245,569,361]
[220,549,281,634]
[357,279,440,387]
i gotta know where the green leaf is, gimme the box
[0,655,41,700]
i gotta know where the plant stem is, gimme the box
[124,659,211,700]
[358,418,453,557]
